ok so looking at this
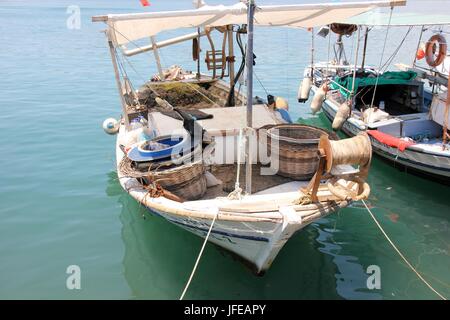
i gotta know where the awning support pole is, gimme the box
[151,36,164,80]
[107,35,129,128]
[245,0,255,195]
[228,25,235,91]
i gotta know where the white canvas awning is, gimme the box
[92,1,406,46]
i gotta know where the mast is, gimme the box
[245,0,255,195]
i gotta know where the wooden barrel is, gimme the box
[264,124,338,180]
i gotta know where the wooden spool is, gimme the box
[304,133,372,202]
[318,132,372,177]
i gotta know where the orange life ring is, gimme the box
[425,34,447,67]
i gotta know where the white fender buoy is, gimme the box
[275,96,289,110]
[310,83,328,114]
[332,101,351,131]
[103,117,119,135]
[297,77,312,103]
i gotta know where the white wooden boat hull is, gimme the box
[115,124,346,274]
[145,206,301,274]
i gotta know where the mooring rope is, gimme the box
[361,199,447,300]
[179,213,218,300]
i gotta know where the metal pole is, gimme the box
[245,0,255,195]
[197,28,201,80]
[310,27,314,74]
[228,25,235,93]
[124,31,207,57]
[351,27,361,97]
[444,71,450,147]
[150,36,164,80]
[107,37,129,128]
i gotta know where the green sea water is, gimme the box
[0,0,449,300]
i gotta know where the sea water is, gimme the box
[0,0,449,299]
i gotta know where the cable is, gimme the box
[179,213,218,300]
[362,199,447,300]
[369,7,394,109]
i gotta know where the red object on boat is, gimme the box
[367,130,415,152]
[416,47,425,60]
[140,0,150,6]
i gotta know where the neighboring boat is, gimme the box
[93,1,402,274]
[298,9,450,183]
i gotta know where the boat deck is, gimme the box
[202,164,295,200]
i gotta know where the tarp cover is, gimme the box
[98,1,406,45]
[367,129,415,151]
[330,71,417,98]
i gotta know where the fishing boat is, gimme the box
[298,5,450,183]
[93,0,403,274]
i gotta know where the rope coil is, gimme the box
[320,133,372,177]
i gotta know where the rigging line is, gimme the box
[108,23,155,59]
[380,26,413,72]
[119,49,160,97]
[413,26,425,68]
[326,27,332,78]
[253,70,269,96]
[115,47,143,103]
[349,29,356,65]
[351,27,361,97]
[286,28,290,101]
[369,7,394,109]
[114,29,220,107]
[107,24,165,99]
[361,200,447,300]
[116,48,139,94]
[179,213,218,300]
[113,30,221,108]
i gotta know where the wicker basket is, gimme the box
[263,124,338,180]
[143,159,205,189]
[165,173,207,201]
[119,154,207,200]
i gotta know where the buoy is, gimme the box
[416,43,425,60]
[103,117,119,135]
[425,34,447,67]
[310,83,328,114]
[298,77,312,103]
[275,96,289,110]
[332,101,351,131]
